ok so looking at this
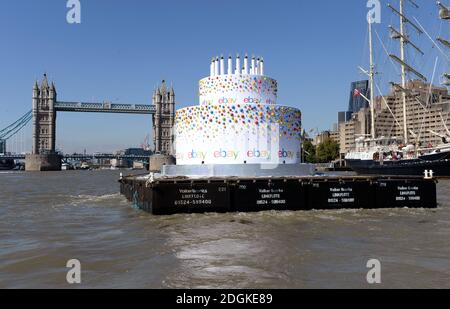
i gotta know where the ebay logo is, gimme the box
[218,97,237,104]
[247,149,271,159]
[214,149,240,160]
[278,149,296,159]
[188,150,207,160]
[243,97,262,104]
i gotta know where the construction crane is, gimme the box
[141,134,150,151]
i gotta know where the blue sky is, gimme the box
[0,0,447,153]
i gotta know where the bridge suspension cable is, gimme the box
[0,110,31,134]
[0,110,32,140]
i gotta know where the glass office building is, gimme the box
[348,80,370,115]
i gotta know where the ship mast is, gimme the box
[388,0,426,144]
[369,19,376,140]
[357,19,377,140]
[399,0,408,144]
[437,2,450,86]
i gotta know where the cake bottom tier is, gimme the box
[174,103,302,165]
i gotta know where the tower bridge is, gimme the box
[54,101,156,114]
[0,153,151,161]
[1,74,175,171]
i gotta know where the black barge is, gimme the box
[119,175,437,215]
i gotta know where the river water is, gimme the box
[0,170,449,288]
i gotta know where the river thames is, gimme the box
[0,170,449,288]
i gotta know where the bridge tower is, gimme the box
[26,74,61,171]
[152,80,175,155]
[32,74,57,154]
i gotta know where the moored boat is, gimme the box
[345,1,450,176]
[0,158,15,170]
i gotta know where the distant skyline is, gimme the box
[0,0,447,153]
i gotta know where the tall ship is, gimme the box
[345,0,450,176]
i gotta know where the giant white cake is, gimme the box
[174,54,302,166]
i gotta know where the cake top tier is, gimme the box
[200,54,277,106]
[199,74,278,105]
[210,54,265,77]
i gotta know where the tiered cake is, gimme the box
[174,54,303,166]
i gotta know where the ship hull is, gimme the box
[346,158,450,176]
[0,159,15,171]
